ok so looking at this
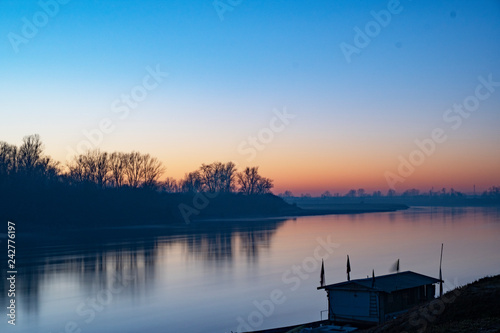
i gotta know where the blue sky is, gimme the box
[1,0,499,193]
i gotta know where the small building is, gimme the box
[317,271,441,326]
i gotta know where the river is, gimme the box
[3,206,500,333]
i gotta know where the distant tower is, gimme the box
[474,184,476,196]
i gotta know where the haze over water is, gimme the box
[3,206,499,333]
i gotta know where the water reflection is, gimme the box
[338,206,500,224]
[9,219,286,319]
[398,206,500,223]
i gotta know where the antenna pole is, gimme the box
[439,243,444,297]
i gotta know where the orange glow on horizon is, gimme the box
[48,133,500,196]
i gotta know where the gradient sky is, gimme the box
[1,0,499,195]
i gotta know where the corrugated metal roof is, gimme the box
[319,271,441,293]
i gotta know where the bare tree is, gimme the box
[109,152,127,187]
[199,163,218,192]
[237,167,273,195]
[199,161,236,192]
[279,190,293,198]
[221,161,237,192]
[483,186,500,198]
[387,189,396,197]
[141,154,165,189]
[124,152,143,188]
[67,154,86,183]
[255,176,273,194]
[93,150,109,188]
[67,150,109,187]
[180,171,202,193]
[321,191,332,198]
[237,167,260,195]
[16,135,59,179]
[17,134,44,172]
[345,189,356,197]
[161,177,179,193]
[67,150,165,189]
[0,142,18,176]
[403,188,420,196]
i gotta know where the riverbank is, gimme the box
[285,196,500,208]
[361,274,500,333]
[246,274,500,333]
[2,187,409,233]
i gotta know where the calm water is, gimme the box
[3,207,500,333]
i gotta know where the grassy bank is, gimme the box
[362,274,500,333]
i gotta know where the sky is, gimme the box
[1,0,499,195]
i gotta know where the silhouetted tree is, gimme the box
[141,154,165,189]
[180,171,202,192]
[237,167,273,194]
[482,186,500,198]
[17,134,59,179]
[124,152,143,188]
[18,134,43,171]
[109,152,127,187]
[161,177,179,193]
[67,155,86,183]
[199,161,236,193]
[67,150,109,187]
[345,189,356,197]
[387,189,396,197]
[321,191,332,198]
[449,188,463,197]
[200,162,220,192]
[237,167,259,194]
[221,162,237,192]
[256,177,273,194]
[0,142,18,176]
[403,188,420,196]
[93,150,110,188]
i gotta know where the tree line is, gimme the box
[0,135,273,195]
[280,186,500,199]
[0,134,59,182]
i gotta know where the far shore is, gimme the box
[195,203,410,223]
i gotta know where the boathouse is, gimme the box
[317,271,441,325]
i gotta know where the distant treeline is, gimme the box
[0,134,273,194]
[280,186,500,199]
